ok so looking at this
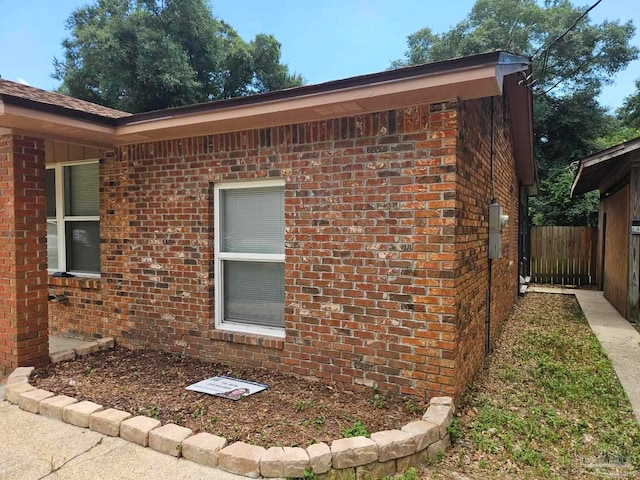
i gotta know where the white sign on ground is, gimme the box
[186,375,268,400]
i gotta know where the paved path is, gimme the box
[49,336,95,355]
[0,337,250,479]
[0,401,247,480]
[529,287,640,424]
[0,337,95,413]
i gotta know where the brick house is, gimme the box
[0,51,535,400]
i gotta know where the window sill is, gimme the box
[48,275,101,290]
[209,330,285,350]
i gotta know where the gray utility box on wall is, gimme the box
[489,201,506,260]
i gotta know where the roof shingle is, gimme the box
[0,78,130,119]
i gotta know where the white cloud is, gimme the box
[16,77,30,86]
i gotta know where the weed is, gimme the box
[370,386,386,409]
[291,467,316,480]
[447,417,462,442]
[312,416,325,432]
[191,403,206,418]
[404,401,422,414]
[341,420,370,438]
[293,399,313,412]
[147,404,160,419]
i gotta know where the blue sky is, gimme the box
[1,0,639,110]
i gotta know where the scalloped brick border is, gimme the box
[3,359,453,479]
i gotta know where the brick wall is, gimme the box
[0,133,49,373]
[49,98,522,399]
[454,96,520,397]
[48,277,105,339]
[49,104,459,398]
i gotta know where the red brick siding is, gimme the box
[454,96,520,397]
[0,134,49,373]
[56,104,458,398]
[48,98,523,399]
[48,277,105,339]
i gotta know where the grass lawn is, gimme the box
[421,293,640,479]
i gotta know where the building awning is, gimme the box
[572,136,640,197]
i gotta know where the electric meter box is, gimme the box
[488,202,502,259]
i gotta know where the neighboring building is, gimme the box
[0,51,535,400]
[572,137,640,321]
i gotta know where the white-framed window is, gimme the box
[214,180,285,337]
[46,160,100,276]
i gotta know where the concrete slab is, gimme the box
[528,289,640,424]
[528,286,580,295]
[573,290,640,424]
[0,401,248,480]
[49,336,95,355]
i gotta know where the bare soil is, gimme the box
[32,348,426,448]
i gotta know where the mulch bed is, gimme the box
[32,347,426,448]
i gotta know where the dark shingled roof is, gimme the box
[0,78,130,119]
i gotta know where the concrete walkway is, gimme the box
[0,401,247,480]
[0,337,94,401]
[0,336,253,479]
[49,336,95,355]
[529,287,640,423]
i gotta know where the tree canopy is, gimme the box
[618,79,640,131]
[393,0,638,226]
[53,0,303,113]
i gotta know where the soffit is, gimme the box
[572,137,640,197]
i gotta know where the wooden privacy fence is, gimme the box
[530,226,597,286]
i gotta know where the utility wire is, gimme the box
[528,0,603,90]
[541,52,603,95]
[531,0,603,59]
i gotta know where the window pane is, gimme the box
[223,261,284,328]
[66,221,100,273]
[47,221,59,270]
[221,187,284,254]
[46,169,56,218]
[64,163,99,216]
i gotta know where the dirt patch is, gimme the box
[33,347,426,448]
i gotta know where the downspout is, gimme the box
[486,97,496,355]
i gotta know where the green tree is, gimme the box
[617,79,640,130]
[393,0,638,226]
[54,0,303,113]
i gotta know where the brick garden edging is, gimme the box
[2,360,454,479]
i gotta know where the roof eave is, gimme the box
[502,65,536,193]
[0,51,532,151]
[571,136,640,197]
[0,99,117,148]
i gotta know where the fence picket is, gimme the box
[530,226,597,286]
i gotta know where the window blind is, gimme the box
[223,261,285,328]
[221,187,284,254]
[65,221,100,273]
[64,163,99,217]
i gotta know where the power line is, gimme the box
[532,0,603,59]
[528,0,603,90]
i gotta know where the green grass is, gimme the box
[425,294,640,479]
